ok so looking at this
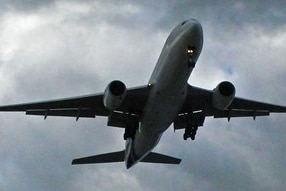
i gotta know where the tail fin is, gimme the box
[72,151,181,165]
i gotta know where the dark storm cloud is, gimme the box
[0,0,55,13]
[1,0,286,191]
[146,0,286,31]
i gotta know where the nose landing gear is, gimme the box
[187,60,196,68]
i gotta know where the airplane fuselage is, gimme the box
[126,19,204,168]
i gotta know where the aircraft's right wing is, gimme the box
[0,85,150,119]
[180,85,286,120]
[229,97,286,112]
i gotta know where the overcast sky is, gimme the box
[1,0,286,190]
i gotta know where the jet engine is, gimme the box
[212,81,235,110]
[103,80,126,110]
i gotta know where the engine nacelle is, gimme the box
[103,80,126,110]
[212,81,236,110]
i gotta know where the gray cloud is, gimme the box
[0,0,55,14]
[1,0,286,191]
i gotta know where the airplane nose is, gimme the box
[180,19,203,39]
[181,19,203,65]
[181,18,199,26]
[189,20,203,33]
[182,19,200,26]
[181,19,203,41]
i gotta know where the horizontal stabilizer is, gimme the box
[72,151,181,166]
[141,152,181,164]
[72,151,125,165]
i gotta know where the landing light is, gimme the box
[187,46,195,57]
[187,49,194,54]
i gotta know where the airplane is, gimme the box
[1,19,286,169]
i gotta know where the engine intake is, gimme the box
[212,81,235,110]
[103,80,126,110]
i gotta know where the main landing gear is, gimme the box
[107,111,138,140]
[183,126,198,140]
[123,122,137,140]
[174,111,205,141]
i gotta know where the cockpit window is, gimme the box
[181,20,188,26]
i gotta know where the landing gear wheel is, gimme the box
[123,133,130,140]
[123,122,137,140]
[183,133,188,140]
[190,134,195,140]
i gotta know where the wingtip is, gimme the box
[71,159,78,165]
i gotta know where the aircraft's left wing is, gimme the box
[0,85,150,119]
[180,85,286,120]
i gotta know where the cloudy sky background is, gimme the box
[1,0,286,190]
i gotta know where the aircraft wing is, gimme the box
[0,85,150,119]
[180,85,286,119]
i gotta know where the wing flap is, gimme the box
[213,110,269,118]
[0,94,108,116]
[26,108,96,118]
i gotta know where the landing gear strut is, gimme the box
[107,111,139,141]
[183,126,198,140]
[123,123,137,140]
[174,111,205,141]
[123,119,138,140]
